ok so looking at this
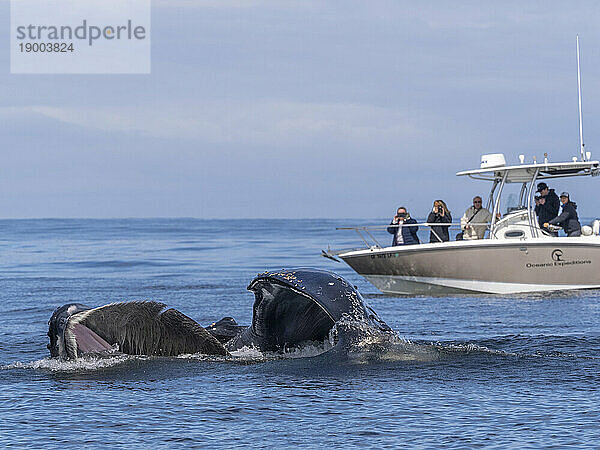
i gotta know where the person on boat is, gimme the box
[387,207,419,246]
[535,192,558,236]
[545,192,582,237]
[535,182,560,234]
[460,196,492,240]
[427,200,452,243]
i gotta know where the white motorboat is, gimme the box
[326,154,600,294]
[324,37,600,295]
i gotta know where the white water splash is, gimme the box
[1,354,142,372]
[436,342,516,356]
[330,315,441,363]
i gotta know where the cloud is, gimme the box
[22,102,419,147]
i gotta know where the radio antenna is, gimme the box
[577,35,586,161]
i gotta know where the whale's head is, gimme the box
[47,303,92,358]
[226,268,390,352]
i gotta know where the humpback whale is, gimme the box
[47,268,391,359]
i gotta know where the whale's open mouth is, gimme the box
[247,279,335,351]
[224,268,390,352]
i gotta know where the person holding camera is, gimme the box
[387,207,420,246]
[427,200,452,243]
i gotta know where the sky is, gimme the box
[3,0,600,219]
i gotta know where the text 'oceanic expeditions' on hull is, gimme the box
[526,260,592,268]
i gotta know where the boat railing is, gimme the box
[334,220,552,250]
[335,222,490,249]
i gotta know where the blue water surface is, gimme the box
[1,219,599,448]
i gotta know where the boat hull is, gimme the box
[338,238,600,295]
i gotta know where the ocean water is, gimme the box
[1,218,600,448]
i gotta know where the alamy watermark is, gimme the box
[11,0,151,74]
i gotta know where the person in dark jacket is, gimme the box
[387,207,420,246]
[535,182,560,234]
[427,199,452,243]
[535,193,557,236]
[545,192,582,237]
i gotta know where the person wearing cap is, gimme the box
[545,192,582,237]
[534,182,559,235]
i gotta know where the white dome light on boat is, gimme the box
[480,153,506,169]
